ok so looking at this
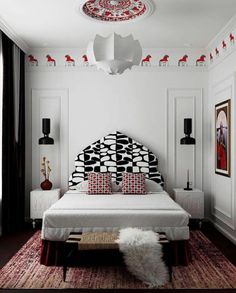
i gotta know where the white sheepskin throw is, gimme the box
[116,228,168,287]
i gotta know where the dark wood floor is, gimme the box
[0,226,34,269]
[201,222,236,266]
[0,221,235,292]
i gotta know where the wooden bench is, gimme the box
[63,231,172,282]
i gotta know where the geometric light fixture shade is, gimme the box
[87,33,142,75]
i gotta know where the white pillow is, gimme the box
[145,179,163,193]
[70,180,121,192]
[70,180,88,192]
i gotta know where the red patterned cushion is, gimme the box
[87,173,112,194]
[122,173,146,194]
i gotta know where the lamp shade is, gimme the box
[180,118,196,145]
[39,118,54,145]
[87,33,142,75]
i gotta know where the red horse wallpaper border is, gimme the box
[215,99,231,177]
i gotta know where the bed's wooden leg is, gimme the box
[169,265,172,282]
[63,242,75,281]
[63,265,67,282]
[199,220,202,229]
[63,242,68,282]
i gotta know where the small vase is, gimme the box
[40,179,53,190]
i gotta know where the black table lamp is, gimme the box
[180,118,196,145]
[39,118,54,145]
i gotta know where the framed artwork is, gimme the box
[215,99,231,177]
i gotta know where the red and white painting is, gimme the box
[82,0,147,22]
[230,33,235,44]
[141,55,151,66]
[28,55,38,66]
[178,55,188,66]
[82,55,89,66]
[65,55,75,66]
[222,40,227,50]
[196,55,206,66]
[215,100,231,177]
[159,55,169,66]
[46,55,56,66]
[210,53,213,63]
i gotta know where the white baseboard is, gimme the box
[208,217,236,245]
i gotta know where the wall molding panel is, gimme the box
[32,89,69,194]
[167,89,203,195]
[211,75,235,230]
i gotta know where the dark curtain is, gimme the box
[1,32,25,234]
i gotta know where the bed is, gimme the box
[42,191,189,242]
[40,131,190,266]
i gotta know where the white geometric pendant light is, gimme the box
[87,33,142,75]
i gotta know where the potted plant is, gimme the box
[40,156,52,190]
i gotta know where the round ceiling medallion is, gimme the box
[79,0,154,23]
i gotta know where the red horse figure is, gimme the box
[82,55,89,66]
[196,55,206,66]
[230,33,235,44]
[215,48,219,57]
[28,55,38,66]
[141,55,152,66]
[210,53,213,63]
[222,41,227,50]
[46,55,56,66]
[65,55,75,66]
[178,55,188,66]
[159,55,169,66]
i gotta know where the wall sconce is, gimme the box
[38,118,54,145]
[180,118,196,145]
[38,118,54,190]
[180,118,195,190]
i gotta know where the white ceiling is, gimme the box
[0,0,236,49]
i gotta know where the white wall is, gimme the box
[208,49,236,244]
[25,48,208,219]
[23,14,236,245]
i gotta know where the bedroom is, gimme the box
[0,0,236,291]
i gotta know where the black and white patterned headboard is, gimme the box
[69,131,164,188]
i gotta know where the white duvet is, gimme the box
[42,191,190,241]
[49,191,184,211]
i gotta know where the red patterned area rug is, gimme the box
[0,231,235,289]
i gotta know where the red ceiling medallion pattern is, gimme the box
[82,0,147,22]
